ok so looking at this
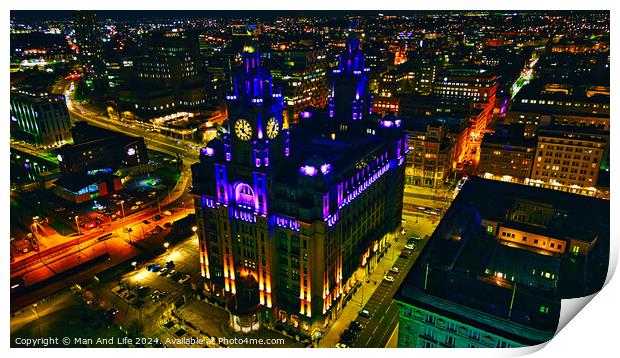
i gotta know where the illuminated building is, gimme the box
[433,69,498,135]
[10,91,72,148]
[271,47,329,125]
[378,59,438,97]
[404,117,468,187]
[371,96,399,115]
[114,29,211,121]
[507,82,610,138]
[56,121,148,175]
[479,125,536,184]
[529,125,606,196]
[72,11,107,91]
[395,177,608,347]
[192,38,407,339]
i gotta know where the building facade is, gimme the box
[530,126,606,196]
[10,91,72,148]
[271,47,329,126]
[479,125,536,184]
[404,117,468,187]
[191,37,407,340]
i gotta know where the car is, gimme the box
[408,236,421,243]
[383,275,395,282]
[349,321,365,332]
[131,205,140,211]
[405,244,416,250]
[178,274,191,284]
[135,201,143,206]
[171,272,183,281]
[148,264,161,272]
[335,343,349,348]
[153,215,162,221]
[163,222,172,229]
[107,308,119,316]
[390,267,400,274]
[146,264,155,270]
[399,253,409,259]
[163,210,172,216]
[165,261,175,268]
[158,267,169,275]
[123,227,133,233]
[358,309,371,318]
[142,220,150,225]
[166,269,176,277]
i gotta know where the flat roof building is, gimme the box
[394,177,609,347]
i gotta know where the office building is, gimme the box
[10,90,72,148]
[404,117,469,187]
[479,125,536,184]
[529,125,606,196]
[72,11,107,91]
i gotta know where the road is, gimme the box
[53,78,205,162]
[350,238,426,348]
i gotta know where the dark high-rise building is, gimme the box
[191,40,407,339]
[114,29,211,121]
[73,11,107,91]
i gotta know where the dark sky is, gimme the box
[11,10,605,22]
[11,10,392,21]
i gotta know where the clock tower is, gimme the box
[225,44,288,168]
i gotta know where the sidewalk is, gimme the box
[318,237,406,347]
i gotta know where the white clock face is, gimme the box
[234,119,252,141]
[266,117,279,139]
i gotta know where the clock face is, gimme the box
[266,117,279,139]
[234,119,252,141]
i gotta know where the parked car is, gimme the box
[178,274,191,284]
[335,343,349,348]
[405,243,416,250]
[148,264,161,272]
[390,267,400,274]
[383,275,395,282]
[358,309,371,318]
[158,267,169,275]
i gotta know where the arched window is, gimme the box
[234,183,255,208]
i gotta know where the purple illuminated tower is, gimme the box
[328,31,372,122]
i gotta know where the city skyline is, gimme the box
[7,7,612,352]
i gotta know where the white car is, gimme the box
[405,244,416,250]
[383,275,395,282]
[390,267,400,274]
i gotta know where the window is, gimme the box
[539,306,549,314]
[425,314,436,325]
[447,322,457,332]
[445,336,455,346]
[497,340,510,348]
[487,225,493,234]
[469,330,480,340]
[423,327,435,339]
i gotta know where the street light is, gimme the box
[163,242,170,250]
[192,226,198,233]
[74,215,81,235]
